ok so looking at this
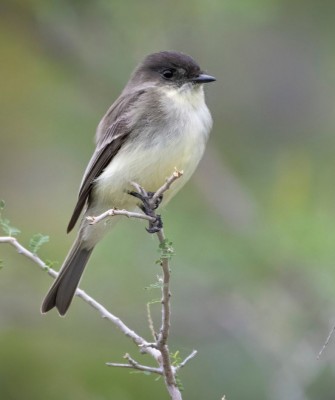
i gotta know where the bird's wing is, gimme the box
[67,89,146,233]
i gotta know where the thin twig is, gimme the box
[87,208,155,225]
[0,236,50,270]
[174,350,198,372]
[106,363,161,374]
[151,169,184,205]
[147,301,158,341]
[318,324,335,359]
[107,353,163,375]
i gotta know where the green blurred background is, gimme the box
[1,1,335,399]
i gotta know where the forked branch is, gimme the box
[0,169,196,400]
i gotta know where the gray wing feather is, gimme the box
[67,89,146,233]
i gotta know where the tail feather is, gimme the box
[41,238,93,316]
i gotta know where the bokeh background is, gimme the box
[1,1,335,399]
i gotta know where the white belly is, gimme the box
[94,133,202,210]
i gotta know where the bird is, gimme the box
[41,50,215,316]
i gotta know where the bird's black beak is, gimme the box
[191,73,216,84]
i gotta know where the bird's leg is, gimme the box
[128,189,163,233]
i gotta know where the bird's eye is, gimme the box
[161,69,175,80]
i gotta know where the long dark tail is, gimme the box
[41,237,93,316]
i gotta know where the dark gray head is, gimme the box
[128,51,216,88]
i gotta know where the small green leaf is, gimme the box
[169,350,184,390]
[175,375,184,392]
[45,259,58,269]
[170,350,182,366]
[0,200,5,210]
[158,239,175,260]
[29,233,49,254]
[0,218,21,236]
[145,281,163,291]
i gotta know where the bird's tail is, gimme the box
[41,237,93,316]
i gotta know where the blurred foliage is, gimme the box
[1,0,335,399]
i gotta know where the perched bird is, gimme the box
[41,51,215,316]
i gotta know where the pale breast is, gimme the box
[94,85,212,210]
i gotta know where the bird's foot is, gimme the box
[128,190,163,213]
[146,215,163,233]
[147,192,163,210]
[128,189,164,233]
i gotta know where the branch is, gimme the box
[87,208,155,226]
[1,170,197,400]
[318,324,335,359]
[151,169,184,205]
[0,236,160,361]
[155,229,175,387]
[0,236,51,271]
[87,170,185,399]
[107,353,163,375]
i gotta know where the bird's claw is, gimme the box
[146,215,163,233]
[128,190,164,233]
